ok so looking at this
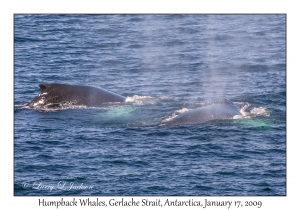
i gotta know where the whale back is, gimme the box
[27,83,126,108]
[163,99,241,126]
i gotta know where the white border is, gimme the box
[2,0,297,209]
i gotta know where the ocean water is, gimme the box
[14,14,286,196]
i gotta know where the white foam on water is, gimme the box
[250,107,270,117]
[233,114,247,119]
[236,102,251,118]
[38,92,48,96]
[235,102,270,119]
[125,95,160,105]
[162,107,189,123]
[32,99,45,107]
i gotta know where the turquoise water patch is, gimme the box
[92,106,138,125]
[106,106,137,117]
[234,118,271,130]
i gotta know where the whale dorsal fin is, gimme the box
[39,84,47,91]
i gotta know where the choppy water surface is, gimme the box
[14,14,286,196]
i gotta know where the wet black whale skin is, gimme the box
[27,83,126,108]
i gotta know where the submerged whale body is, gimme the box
[162,99,241,126]
[27,83,126,108]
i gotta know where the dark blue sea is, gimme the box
[14,14,286,196]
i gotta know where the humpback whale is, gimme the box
[162,99,242,126]
[27,83,126,108]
